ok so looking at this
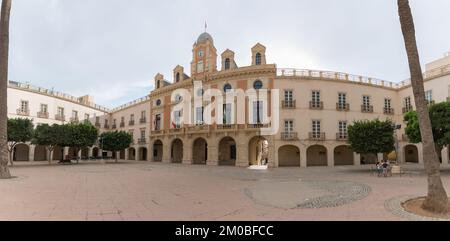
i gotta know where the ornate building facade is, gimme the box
[7,32,450,167]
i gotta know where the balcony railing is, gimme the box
[120,122,125,128]
[281,132,298,140]
[129,120,135,126]
[95,122,101,128]
[104,124,110,129]
[361,105,374,113]
[55,114,65,121]
[282,100,296,109]
[16,108,30,116]
[217,124,237,130]
[37,111,49,119]
[140,118,147,124]
[384,108,395,115]
[246,123,270,129]
[309,101,323,110]
[111,124,117,129]
[187,125,210,133]
[169,127,184,135]
[336,133,348,141]
[138,138,147,144]
[336,103,350,111]
[402,106,413,114]
[309,132,326,141]
[70,117,79,123]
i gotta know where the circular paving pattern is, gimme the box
[245,180,372,209]
[385,195,450,221]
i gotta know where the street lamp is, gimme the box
[392,124,402,164]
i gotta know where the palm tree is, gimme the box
[0,0,11,179]
[397,0,449,213]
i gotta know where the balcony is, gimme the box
[217,124,238,131]
[336,133,348,141]
[104,124,110,129]
[111,124,117,129]
[138,138,147,145]
[402,106,413,114]
[70,117,79,123]
[187,124,211,134]
[129,120,135,126]
[361,105,374,113]
[309,132,326,141]
[384,108,395,115]
[246,123,270,129]
[282,100,296,109]
[37,111,49,119]
[140,118,147,124]
[16,108,30,116]
[169,127,185,135]
[55,114,65,121]
[95,122,101,128]
[281,132,298,141]
[120,122,125,128]
[151,129,164,136]
[336,103,350,111]
[309,101,323,110]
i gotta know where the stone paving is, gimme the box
[0,161,450,221]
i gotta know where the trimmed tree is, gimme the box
[32,124,60,164]
[7,118,33,165]
[348,119,395,163]
[53,124,71,162]
[66,123,98,164]
[404,102,450,155]
[100,131,132,163]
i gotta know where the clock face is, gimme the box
[198,50,203,57]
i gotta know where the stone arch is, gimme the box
[171,138,183,163]
[14,143,29,161]
[119,149,125,160]
[34,145,47,161]
[218,136,236,166]
[249,136,269,166]
[307,145,327,167]
[92,147,99,158]
[404,145,419,163]
[153,140,163,162]
[53,146,63,161]
[81,148,89,160]
[128,147,136,160]
[334,145,354,166]
[278,145,300,167]
[193,138,207,165]
[138,147,148,161]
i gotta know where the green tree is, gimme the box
[32,124,60,164]
[100,131,132,163]
[398,0,449,213]
[0,0,12,178]
[7,118,33,166]
[404,102,450,153]
[66,123,98,164]
[53,124,71,162]
[348,119,395,163]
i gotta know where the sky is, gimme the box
[8,0,450,108]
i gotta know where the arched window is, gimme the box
[253,80,263,90]
[255,53,262,65]
[224,58,231,70]
[176,73,180,82]
[156,99,162,106]
[223,83,232,92]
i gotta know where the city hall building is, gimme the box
[7,32,450,167]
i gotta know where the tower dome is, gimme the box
[196,32,214,44]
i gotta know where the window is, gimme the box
[121,116,125,123]
[173,110,182,128]
[141,111,146,119]
[113,119,116,125]
[197,61,204,73]
[253,101,264,124]
[156,80,160,89]
[105,119,109,126]
[20,100,29,113]
[156,99,161,106]
[363,95,371,108]
[425,90,433,104]
[338,121,348,139]
[223,104,232,125]
[154,114,161,131]
[130,114,135,121]
[312,91,321,107]
[312,120,321,138]
[57,107,64,116]
[72,110,78,118]
[384,98,392,110]
[85,114,90,121]
[176,72,180,82]
[224,58,231,70]
[175,94,182,102]
[284,120,294,133]
[255,53,262,65]
[95,116,100,123]
[39,104,47,114]
[223,83,232,92]
[128,130,134,139]
[197,88,204,97]
[284,90,293,102]
[253,80,263,90]
[404,96,412,111]
[338,93,347,108]
[140,129,146,140]
[198,50,203,58]
[196,107,204,125]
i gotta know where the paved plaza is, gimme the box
[1,161,450,221]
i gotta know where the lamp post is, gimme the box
[392,124,402,164]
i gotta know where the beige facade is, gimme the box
[7,32,450,167]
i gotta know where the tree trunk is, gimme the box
[0,0,11,179]
[46,147,52,165]
[398,0,449,213]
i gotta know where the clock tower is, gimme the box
[191,32,217,79]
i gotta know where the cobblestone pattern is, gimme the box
[384,195,449,221]
[297,180,372,209]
